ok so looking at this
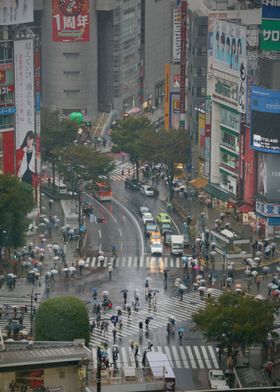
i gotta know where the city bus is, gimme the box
[94,181,112,201]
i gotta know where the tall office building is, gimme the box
[35,0,141,119]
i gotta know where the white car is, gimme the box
[150,242,163,255]
[142,212,154,225]
[140,185,154,197]
[208,370,229,389]
[139,205,150,215]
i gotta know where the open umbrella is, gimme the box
[272,289,280,296]
[53,244,60,251]
[179,284,187,290]
[120,289,128,293]
[195,237,202,242]
[268,282,274,288]
[235,288,242,292]
[198,286,207,291]
[149,289,160,293]
[53,256,60,261]
[178,327,185,333]
[51,269,58,274]
[63,268,69,272]
[207,288,214,293]
[78,259,85,266]
[271,284,278,290]
[115,306,122,311]
[263,266,270,272]
[255,294,265,301]
[235,283,242,289]
[103,290,109,296]
[146,316,154,320]
[46,271,52,276]
[227,265,233,270]
[145,277,153,281]
[244,269,251,275]
[251,270,258,277]
[254,257,261,262]
[193,264,200,270]
[20,329,28,336]
[69,266,76,272]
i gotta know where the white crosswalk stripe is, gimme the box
[89,289,222,348]
[110,162,135,182]
[90,344,219,370]
[86,255,187,269]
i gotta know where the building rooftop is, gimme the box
[0,341,90,370]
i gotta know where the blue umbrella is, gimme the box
[91,288,98,292]
[120,289,129,293]
[178,327,185,333]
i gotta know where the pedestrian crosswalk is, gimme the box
[91,344,219,370]
[85,255,188,269]
[0,280,44,335]
[110,162,135,182]
[89,288,222,348]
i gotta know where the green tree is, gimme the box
[54,145,114,193]
[192,291,278,355]
[34,296,90,345]
[41,108,78,183]
[0,174,34,256]
[111,117,153,180]
[140,128,188,201]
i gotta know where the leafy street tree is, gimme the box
[0,174,34,257]
[34,296,90,345]
[140,127,188,201]
[192,291,278,356]
[54,144,115,193]
[111,117,153,180]
[41,108,78,183]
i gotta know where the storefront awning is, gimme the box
[203,183,229,202]
[239,204,254,214]
[189,178,208,189]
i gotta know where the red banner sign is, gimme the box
[52,0,90,42]
[0,85,14,95]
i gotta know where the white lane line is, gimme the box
[112,197,145,257]
[103,257,108,267]
[179,346,189,368]
[121,347,129,367]
[208,345,219,369]
[171,346,181,368]
[128,257,132,267]
[140,257,144,267]
[201,346,212,369]
[193,346,204,369]
[115,258,120,267]
[176,258,180,267]
[98,230,102,238]
[186,346,197,369]
[119,228,122,237]
[164,346,174,368]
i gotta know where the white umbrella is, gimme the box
[179,284,187,290]
[235,288,242,292]
[263,266,270,272]
[69,266,76,272]
[46,271,51,276]
[98,250,104,255]
[196,275,202,280]
[145,277,153,281]
[244,269,251,275]
[250,262,258,269]
[63,268,69,272]
[198,286,207,291]
[53,244,59,250]
[195,237,202,242]
[251,270,258,277]
[255,294,265,301]
[53,256,60,261]
[103,290,109,296]
[19,329,28,336]
[227,265,233,270]
[268,283,274,288]
[78,259,85,266]
[47,244,53,249]
[207,288,214,293]
[256,251,262,257]
[200,279,206,284]
[254,257,261,262]
[35,272,40,276]
[32,268,39,273]
[115,306,122,311]
[210,251,216,256]
[7,273,15,277]
[5,338,15,342]
[51,269,58,274]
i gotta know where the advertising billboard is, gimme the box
[14,39,36,187]
[260,19,280,52]
[52,0,90,42]
[0,0,33,25]
[262,0,280,19]
[173,7,181,63]
[251,86,280,153]
[170,92,180,129]
[213,20,247,77]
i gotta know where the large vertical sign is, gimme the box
[179,0,187,129]
[14,39,36,187]
[250,86,280,153]
[0,0,33,25]
[52,0,90,42]
[173,7,182,63]
[164,64,170,130]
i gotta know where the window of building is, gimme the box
[155,81,164,106]
[221,130,239,151]
[220,152,236,169]
[0,114,13,130]
[63,89,80,96]
[202,46,207,55]
[220,107,240,131]
[63,71,80,76]
[63,52,80,59]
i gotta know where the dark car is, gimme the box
[164,232,172,246]
[183,233,190,247]
[145,221,158,237]
[125,178,141,190]
[160,223,172,235]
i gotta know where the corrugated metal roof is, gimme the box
[0,342,90,368]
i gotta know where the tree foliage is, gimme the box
[54,145,115,192]
[0,174,34,249]
[140,127,188,200]
[34,296,90,345]
[111,117,153,179]
[192,291,278,354]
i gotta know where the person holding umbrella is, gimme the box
[139,321,143,335]
[145,317,150,330]
[123,290,127,305]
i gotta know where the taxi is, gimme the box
[150,230,161,244]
